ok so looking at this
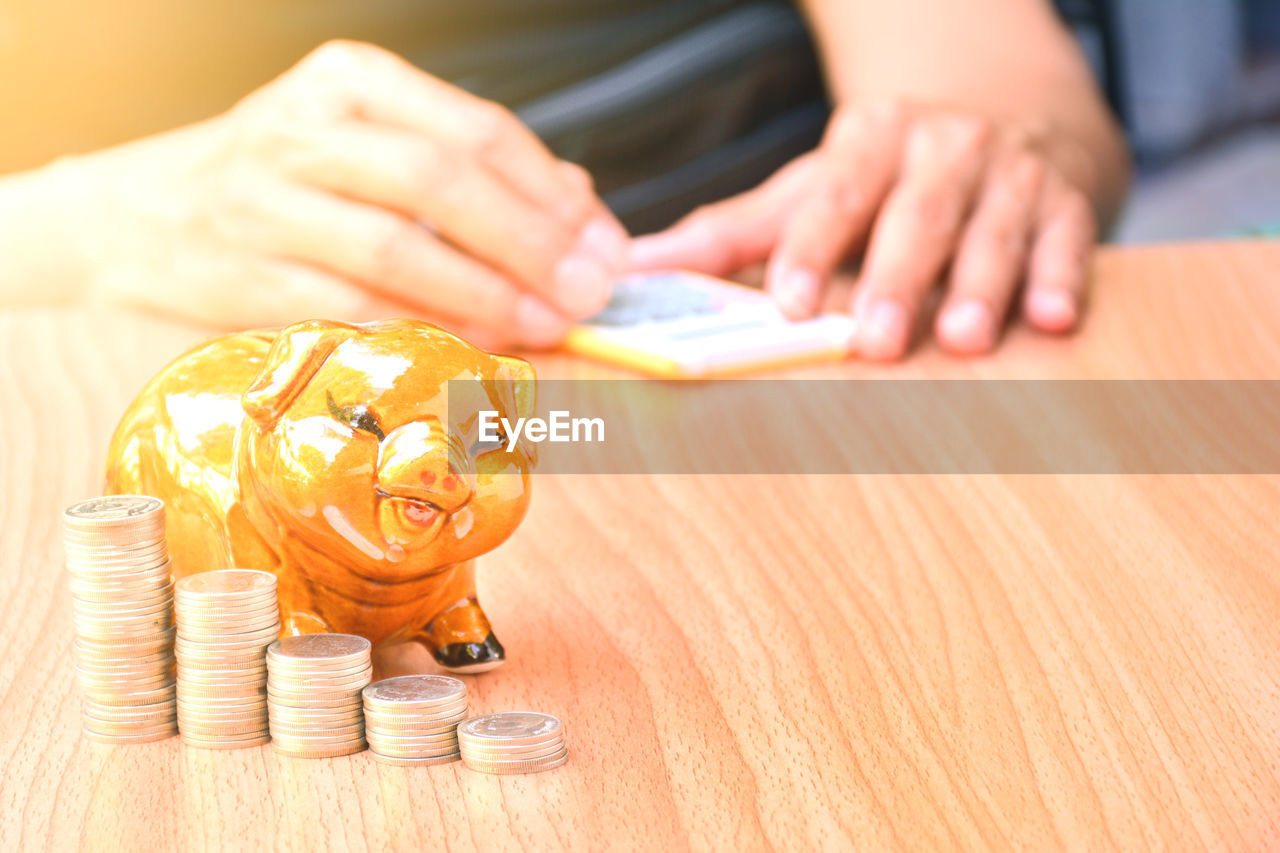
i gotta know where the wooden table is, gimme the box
[2,242,1278,851]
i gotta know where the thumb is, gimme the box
[627,154,819,277]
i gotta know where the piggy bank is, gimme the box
[106,318,536,672]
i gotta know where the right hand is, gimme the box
[68,40,627,347]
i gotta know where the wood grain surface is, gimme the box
[1,242,1279,851]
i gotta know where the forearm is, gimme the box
[0,157,98,304]
[799,0,1130,228]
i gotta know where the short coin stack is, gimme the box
[174,569,279,749]
[363,675,468,765]
[458,712,568,774]
[65,495,178,745]
[267,634,371,757]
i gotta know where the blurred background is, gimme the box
[1,0,1277,242]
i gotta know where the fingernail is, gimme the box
[773,268,820,319]
[515,295,571,348]
[858,299,910,360]
[1026,290,1077,331]
[577,218,629,273]
[938,300,995,353]
[553,253,612,317]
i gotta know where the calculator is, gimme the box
[564,271,857,378]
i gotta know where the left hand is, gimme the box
[629,100,1100,360]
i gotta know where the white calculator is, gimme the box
[564,271,856,378]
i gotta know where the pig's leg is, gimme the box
[417,562,505,672]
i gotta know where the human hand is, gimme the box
[66,40,627,347]
[630,100,1101,360]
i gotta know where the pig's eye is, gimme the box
[471,424,507,455]
[326,390,385,441]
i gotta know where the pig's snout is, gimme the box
[375,419,474,513]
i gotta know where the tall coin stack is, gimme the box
[458,712,568,774]
[362,675,468,765]
[174,569,279,749]
[64,495,177,744]
[267,634,372,758]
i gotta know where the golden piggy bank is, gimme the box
[106,318,536,672]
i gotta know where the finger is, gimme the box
[285,41,611,229]
[935,151,1044,354]
[1023,173,1096,332]
[852,115,992,361]
[261,119,620,318]
[627,153,820,276]
[767,102,907,319]
[215,173,571,348]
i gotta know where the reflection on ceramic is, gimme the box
[106,319,536,673]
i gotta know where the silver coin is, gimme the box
[364,720,464,739]
[266,634,370,666]
[72,593,173,613]
[63,532,166,550]
[459,741,567,761]
[175,607,279,625]
[177,705,267,719]
[271,740,366,759]
[177,690,267,705]
[364,696,468,717]
[64,542,168,560]
[457,712,562,747]
[269,720,366,736]
[65,495,164,523]
[84,727,177,745]
[365,729,459,745]
[367,744,459,760]
[266,691,362,707]
[270,730,367,746]
[369,751,461,766]
[84,697,175,716]
[267,701,363,717]
[178,665,268,677]
[78,683,175,702]
[72,597,172,617]
[175,569,276,597]
[76,651,172,671]
[181,734,271,745]
[76,667,174,686]
[84,710,178,727]
[67,572,170,592]
[362,675,466,707]
[179,721,270,737]
[175,645,272,663]
[462,752,569,775]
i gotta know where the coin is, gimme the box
[370,751,461,766]
[272,741,366,759]
[456,741,568,761]
[266,634,371,669]
[363,675,466,708]
[365,729,460,745]
[458,712,562,747]
[175,569,276,597]
[84,726,177,745]
[462,750,570,775]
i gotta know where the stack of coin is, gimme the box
[362,675,468,765]
[458,712,568,774]
[174,569,279,749]
[64,495,178,744]
[267,634,371,758]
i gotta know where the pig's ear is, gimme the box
[242,320,357,429]
[493,355,536,420]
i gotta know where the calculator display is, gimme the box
[566,272,856,378]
